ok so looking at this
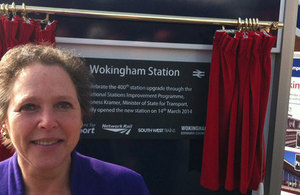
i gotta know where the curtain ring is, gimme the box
[271,22,279,31]
[249,18,253,31]
[254,18,259,31]
[40,13,50,24]
[244,18,249,31]
[4,4,9,18]
[22,3,28,19]
[252,18,257,31]
[45,13,50,23]
[237,17,242,31]
[11,2,17,17]
[0,4,4,16]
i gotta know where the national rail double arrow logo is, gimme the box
[192,69,205,78]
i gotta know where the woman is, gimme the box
[0,44,150,195]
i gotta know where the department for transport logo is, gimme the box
[192,69,205,78]
[102,124,133,135]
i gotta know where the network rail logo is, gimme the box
[102,124,133,135]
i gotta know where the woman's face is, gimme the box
[5,63,82,170]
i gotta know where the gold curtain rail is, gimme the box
[4,3,284,30]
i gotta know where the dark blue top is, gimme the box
[0,151,150,195]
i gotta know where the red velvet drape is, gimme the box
[0,16,57,162]
[201,31,276,194]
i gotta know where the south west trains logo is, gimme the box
[102,124,133,135]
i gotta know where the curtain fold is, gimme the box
[16,17,35,45]
[0,16,57,162]
[201,32,224,189]
[201,30,276,194]
[3,17,19,51]
[34,20,58,46]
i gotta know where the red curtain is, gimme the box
[0,16,57,162]
[201,31,276,194]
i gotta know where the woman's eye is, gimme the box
[19,103,38,112]
[55,102,73,110]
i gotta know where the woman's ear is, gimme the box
[3,119,9,130]
[1,121,9,139]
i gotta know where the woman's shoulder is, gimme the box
[0,154,23,194]
[71,151,150,195]
[0,157,10,179]
[74,151,141,178]
[0,156,10,168]
[0,158,9,193]
[0,154,15,177]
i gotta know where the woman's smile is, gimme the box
[31,139,62,146]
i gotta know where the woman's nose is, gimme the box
[38,108,58,129]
